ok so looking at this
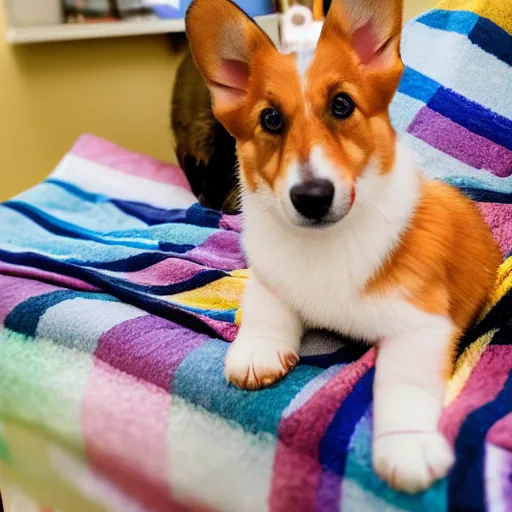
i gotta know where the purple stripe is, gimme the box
[316,471,341,512]
[95,315,210,390]
[0,275,61,324]
[408,107,512,177]
[0,261,100,292]
[186,231,246,271]
[120,257,208,287]
[477,202,512,256]
[199,315,239,342]
[220,214,241,232]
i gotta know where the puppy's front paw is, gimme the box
[224,338,299,390]
[373,431,454,494]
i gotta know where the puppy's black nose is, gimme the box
[290,179,335,221]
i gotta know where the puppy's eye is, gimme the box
[331,93,355,119]
[260,108,284,134]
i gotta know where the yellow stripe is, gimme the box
[478,257,512,319]
[445,258,511,404]
[445,329,497,405]
[437,0,512,35]
[170,275,247,311]
[0,420,105,512]
[230,269,249,279]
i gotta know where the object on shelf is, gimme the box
[6,0,63,26]
[62,0,119,23]
[140,0,183,18]
[232,0,275,17]
[280,4,323,53]
[143,0,274,19]
[274,0,329,19]
[117,0,156,20]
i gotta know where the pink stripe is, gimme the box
[71,134,192,190]
[487,413,512,451]
[440,346,512,445]
[96,316,209,389]
[82,358,173,511]
[477,202,512,256]
[0,275,61,324]
[120,258,207,287]
[0,262,100,292]
[198,315,238,342]
[186,231,246,271]
[408,108,512,177]
[219,214,241,232]
[270,349,376,512]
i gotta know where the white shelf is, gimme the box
[6,13,280,45]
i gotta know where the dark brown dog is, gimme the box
[172,51,240,213]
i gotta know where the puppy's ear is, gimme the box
[186,0,277,134]
[320,0,404,108]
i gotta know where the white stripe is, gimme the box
[282,363,343,419]
[402,22,512,118]
[485,443,512,512]
[390,92,426,133]
[51,154,197,209]
[403,133,512,194]
[49,443,146,512]
[167,396,275,512]
[36,298,147,353]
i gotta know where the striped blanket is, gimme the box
[0,2,511,512]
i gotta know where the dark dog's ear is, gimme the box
[186,0,277,132]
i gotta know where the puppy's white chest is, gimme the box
[256,241,401,342]
[241,143,423,342]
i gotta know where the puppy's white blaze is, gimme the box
[295,49,315,81]
[281,159,303,222]
[310,145,353,221]
[294,49,315,115]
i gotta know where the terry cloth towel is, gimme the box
[0,2,511,512]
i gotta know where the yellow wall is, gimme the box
[0,5,182,200]
[0,0,435,201]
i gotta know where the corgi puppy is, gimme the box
[185,0,502,494]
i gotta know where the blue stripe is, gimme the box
[172,340,324,435]
[301,342,370,369]
[111,199,188,226]
[469,17,512,66]
[48,178,192,226]
[427,87,512,152]
[398,67,440,104]
[0,249,223,339]
[456,290,512,357]
[417,9,479,36]
[3,201,160,251]
[46,179,109,204]
[3,201,199,254]
[184,203,223,229]
[449,371,512,511]
[176,303,236,323]
[5,291,117,337]
[48,180,220,229]
[319,369,374,475]
[460,188,512,204]
[69,252,175,272]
